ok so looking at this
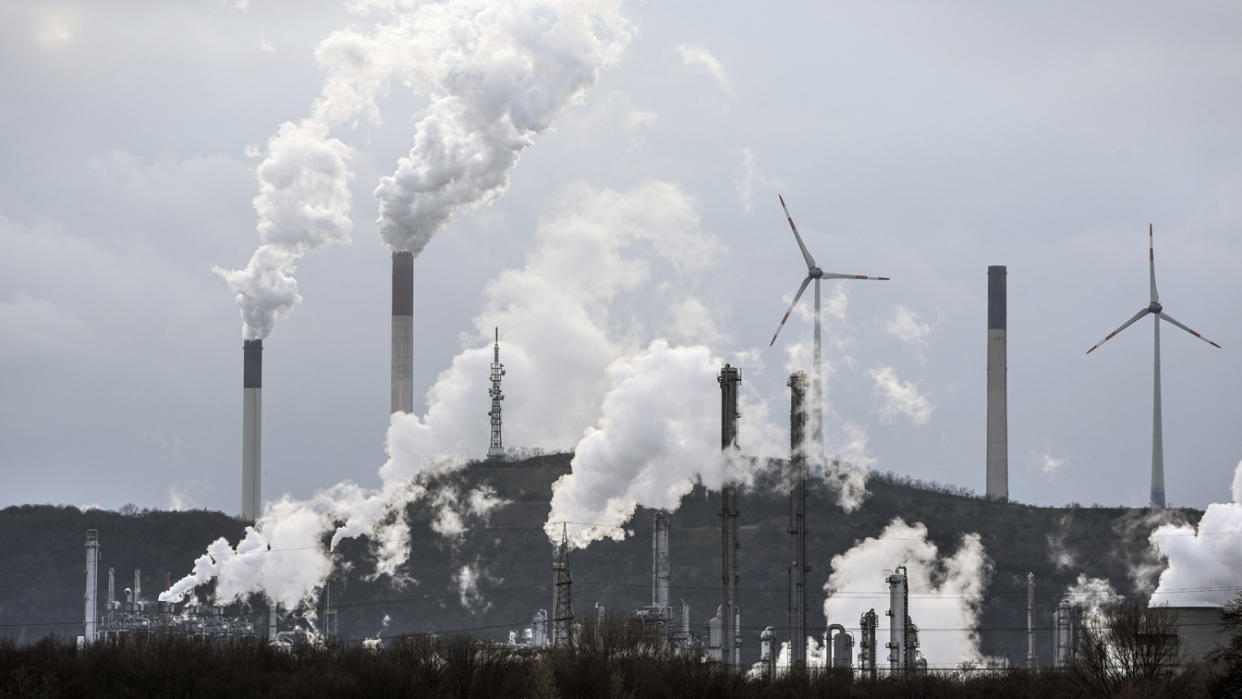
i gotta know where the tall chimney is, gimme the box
[84,529,99,643]
[242,339,262,522]
[133,569,142,608]
[391,251,414,415]
[652,511,670,611]
[718,364,741,670]
[787,371,809,669]
[986,265,1008,501]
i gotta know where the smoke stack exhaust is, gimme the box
[391,251,414,415]
[242,339,262,522]
[986,266,1008,501]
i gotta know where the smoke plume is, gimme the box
[167,0,635,612]
[1148,459,1242,607]
[371,0,632,255]
[822,518,993,669]
[544,341,749,548]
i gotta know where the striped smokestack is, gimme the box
[242,339,262,522]
[391,251,414,414]
[986,265,1008,501]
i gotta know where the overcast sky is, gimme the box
[3,1,1241,515]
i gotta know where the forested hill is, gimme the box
[0,452,1201,666]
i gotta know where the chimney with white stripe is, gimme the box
[986,265,1008,501]
[391,252,414,415]
[242,339,262,522]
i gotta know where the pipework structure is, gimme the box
[487,327,506,460]
[986,265,1008,500]
[242,339,262,522]
[826,623,854,670]
[1052,599,1081,668]
[84,529,99,644]
[1026,572,1036,668]
[552,523,574,647]
[859,609,878,680]
[391,251,414,415]
[787,371,810,669]
[718,364,742,670]
[886,566,909,673]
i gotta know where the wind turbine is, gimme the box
[1086,224,1221,507]
[769,195,889,455]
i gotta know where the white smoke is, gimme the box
[160,480,424,607]
[454,562,495,613]
[378,180,725,485]
[371,0,632,255]
[1064,574,1121,625]
[544,341,748,549]
[216,122,353,340]
[868,365,932,426]
[166,0,636,613]
[1148,459,1242,607]
[822,518,993,669]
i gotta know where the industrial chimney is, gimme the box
[718,364,741,670]
[787,371,809,669]
[986,265,1008,500]
[84,529,99,644]
[242,339,262,522]
[652,511,670,613]
[391,251,414,415]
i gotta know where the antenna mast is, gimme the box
[487,327,505,460]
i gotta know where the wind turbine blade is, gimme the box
[770,276,813,347]
[1149,224,1159,304]
[1158,312,1221,349]
[1086,308,1150,354]
[821,272,891,281]
[778,194,817,270]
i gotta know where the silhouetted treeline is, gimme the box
[1,633,1230,699]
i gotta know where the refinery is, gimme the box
[60,245,1231,677]
[3,1,1242,696]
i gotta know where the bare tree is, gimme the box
[1072,599,1183,696]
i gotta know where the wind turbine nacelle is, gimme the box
[1148,302,1163,314]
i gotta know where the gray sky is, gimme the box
[2,0,1241,514]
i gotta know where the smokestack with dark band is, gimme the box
[391,251,414,415]
[986,266,1008,501]
[242,339,262,522]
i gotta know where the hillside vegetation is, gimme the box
[0,452,1200,667]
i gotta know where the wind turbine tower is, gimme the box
[1086,225,1221,507]
[769,195,889,456]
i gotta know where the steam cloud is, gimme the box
[165,0,632,609]
[822,517,993,668]
[370,0,632,255]
[543,341,748,548]
[1148,459,1242,607]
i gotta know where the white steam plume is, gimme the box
[166,1,636,611]
[543,341,750,549]
[1149,459,1242,607]
[822,518,993,669]
[378,180,725,484]
[1064,574,1121,625]
[371,0,632,255]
